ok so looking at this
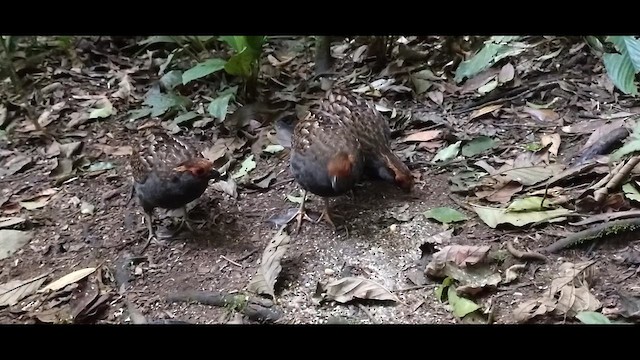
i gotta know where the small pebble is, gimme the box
[134,266,143,276]
[389,224,397,232]
[324,268,335,275]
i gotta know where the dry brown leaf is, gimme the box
[38,267,96,293]
[469,104,503,121]
[541,133,561,157]
[476,181,523,204]
[580,119,627,152]
[402,130,442,143]
[112,75,133,100]
[93,144,132,156]
[427,91,444,105]
[522,107,560,122]
[323,277,399,303]
[426,245,490,277]
[498,63,515,83]
[247,228,291,298]
[0,217,26,229]
[0,155,32,177]
[0,273,49,307]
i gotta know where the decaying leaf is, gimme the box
[513,261,600,322]
[469,104,503,121]
[540,133,561,157]
[322,277,400,304]
[247,228,291,298]
[0,272,49,307]
[231,155,257,179]
[432,141,461,163]
[0,229,33,260]
[476,181,523,204]
[471,204,571,228]
[402,130,442,143]
[211,179,238,198]
[522,107,560,122]
[0,217,26,229]
[38,267,97,293]
[497,164,565,186]
[426,245,491,276]
[0,155,32,177]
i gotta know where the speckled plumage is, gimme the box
[130,130,219,251]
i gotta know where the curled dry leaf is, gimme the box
[0,272,49,307]
[322,277,400,304]
[503,264,526,284]
[448,265,502,296]
[426,245,491,277]
[247,228,291,298]
[513,261,600,322]
[540,133,561,157]
[469,104,503,121]
[38,267,97,293]
[522,107,560,122]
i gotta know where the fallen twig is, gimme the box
[569,210,640,226]
[357,303,379,324]
[221,255,243,268]
[506,241,548,263]
[540,218,640,253]
[166,291,283,323]
[593,155,640,205]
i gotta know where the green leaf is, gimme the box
[454,43,502,83]
[232,155,257,179]
[245,36,267,52]
[286,194,304,204]
[225,49,257,78]
[622,182,640,203]
[207,86,238,121]
[160,70,183,90]
[128,108,152,121]
[220,36,248,53]
[471,205,571,229]
[623,37,640,72]
[182,58,227,85]
[434,277,455,301]
[576,311,611,324]
[604,52,638,96]
[431,141,461,163]
[610,137,640,161]
[89,100,114,119]
[172,111,199,126]
[448,286,480,318]
[506,196,553,212]
[138,36,180,45]
[143,88,191,117]
[86,162,114,172]
[462,136,497,157]
[424,207,467,224]
[263,144,284,154]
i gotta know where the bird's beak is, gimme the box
[331,175,338,190]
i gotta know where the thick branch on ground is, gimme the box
[506,241,548,263]
[540,218,640,254]
[166,291,282,323]
[314,36,333,74]
[593,155,640,205]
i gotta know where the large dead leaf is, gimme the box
[426,245,491,276]
[38,267,97,293]
[19,188,58,210]
[0,229,33,260]
[513,261,600,322]
[323,277,399,304]
[0,155,32,177]
[401,130,442,143]
[0,217,26,229]
[0,273,49,307]
[475,181,523,204]
[497,164,565,186]
[540,133,561,157]
[469,104,503,121]
[471,204,571,228]
[522,107,560,122]
[247,228,291,298]
[580,119,627,152]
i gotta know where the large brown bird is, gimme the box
[276,88,413,233]
[320,89,414,192]
[130,130,220,251]
[276,106,365,233]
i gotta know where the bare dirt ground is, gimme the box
[1,36,639,324]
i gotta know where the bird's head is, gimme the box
[173,158,220,180]
[327,152,358,191]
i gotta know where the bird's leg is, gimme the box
[293,190,314,233]
[317,198,349,236]
[174,206,205,233]
[139,211,160,254]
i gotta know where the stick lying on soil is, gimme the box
[166,291,283,323]
[540,218,640,254]
[506,241,548,263]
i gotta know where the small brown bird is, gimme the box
[319,89,414,192]
[130,130,220,251]
[276,108,364,233]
